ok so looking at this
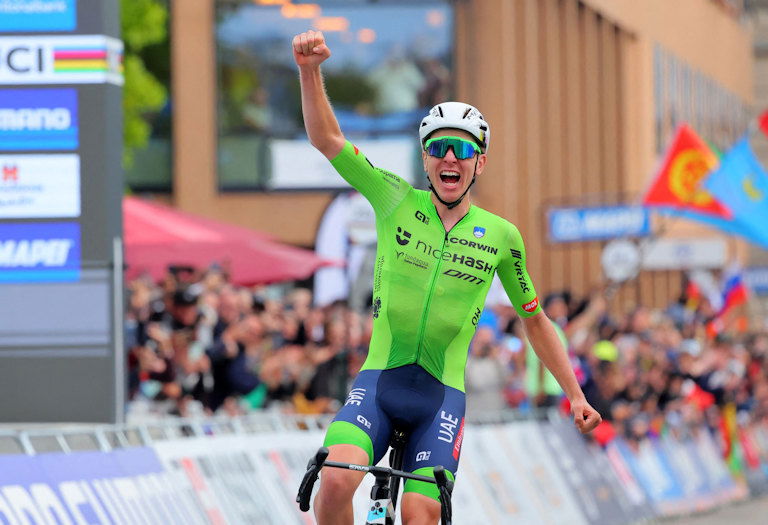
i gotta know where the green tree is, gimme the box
[121,0,168,169]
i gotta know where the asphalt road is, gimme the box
[664,497,768,524]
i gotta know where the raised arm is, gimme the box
[292,30,345,159]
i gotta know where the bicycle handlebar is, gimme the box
[322,459,438,485]
[296,447,453,524]
[433,465,453,525]
[296,447,329,512]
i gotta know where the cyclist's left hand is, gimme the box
[570,397,601,434]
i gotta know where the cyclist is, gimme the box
[292,30,601,525]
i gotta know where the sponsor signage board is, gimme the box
[0,34,123,85]
[548,205,650,242]
[0,448,205,525]
[0,222,80,282]
[537,418,637,525]
[0,153,80,217]
[641,238,727,270]
[0,0,124,424]
[0,0,77,32]
[745,266,768,295]
[0,88,78,150]
[271,137,415,189]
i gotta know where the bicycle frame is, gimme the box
[297,446,453,525]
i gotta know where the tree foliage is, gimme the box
[121,0,168,169]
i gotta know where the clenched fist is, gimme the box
[292,30,331,68]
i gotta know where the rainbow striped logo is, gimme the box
[53,45,123,75]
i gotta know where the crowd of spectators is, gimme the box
[125,265,768,453]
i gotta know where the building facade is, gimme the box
[142,0,753,311]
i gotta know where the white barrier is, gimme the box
[0,414,761,524]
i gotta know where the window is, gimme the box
[653,44,749,155]
[215,0,454,190]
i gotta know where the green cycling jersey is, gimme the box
[331,141,541,392]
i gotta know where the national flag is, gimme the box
[687,269,724,312]
[722,403,745,477]
[719,270,748,317]
[642,124,732,220]
[705,263,750,338]
[759,110,768,138]
[703,136,768,249]
[684,278,701,311]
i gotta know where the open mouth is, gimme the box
[440,171,460,186]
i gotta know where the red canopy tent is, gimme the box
[123,196,338,285]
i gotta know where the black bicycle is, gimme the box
[296,429,453,524]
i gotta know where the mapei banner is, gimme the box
[547,205,650,243]
[0,153,80,218]
[0,222,80,282]
[0,88,78,151]
[0,35,123,85]
[0,448,207,525]
[0,0,77,32]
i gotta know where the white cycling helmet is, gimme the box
[419,101,490,153]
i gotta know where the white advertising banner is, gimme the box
[0,35,124,85]
[0,153,80,218]
[151,424,594,525]
[270,137,416,189]
[641,238,727,270]
[492,423,589,524]
[452,425,533,524]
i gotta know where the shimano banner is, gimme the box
[0,88,78,150]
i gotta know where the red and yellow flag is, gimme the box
[643,125,732,219]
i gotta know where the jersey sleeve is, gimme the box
[330,141,411,218]
[496,222,543,317]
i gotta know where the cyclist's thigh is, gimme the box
[323,368,392,466]
[402,382,466,500]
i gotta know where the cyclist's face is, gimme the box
[422,129,486,200]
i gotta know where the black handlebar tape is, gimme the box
[433,465,447,486]
[315,447,330,465]
[296,447,330,511]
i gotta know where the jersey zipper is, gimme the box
[414,232,448,364]
[414,206,473,365]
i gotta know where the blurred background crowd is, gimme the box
[124,263,768,456]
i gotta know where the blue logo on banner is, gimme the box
[548,205,650,243]
[0,0,77,32]
[0,88,78,150]
[745,267,768,295]
[0,222,80,282]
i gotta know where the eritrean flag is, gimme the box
[53,45,123,74]
[642,124,733,221]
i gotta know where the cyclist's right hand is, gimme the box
[292,30,331,68]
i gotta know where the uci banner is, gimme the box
[0,448,206,525]
[0,34,123,85]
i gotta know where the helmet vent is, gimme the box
[437,105,444,117]
[462,107,472,119]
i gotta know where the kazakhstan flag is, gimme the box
[704,136,768,249]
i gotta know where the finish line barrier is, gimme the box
[0,412,763,524]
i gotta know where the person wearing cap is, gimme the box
[292,29,601,524]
